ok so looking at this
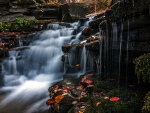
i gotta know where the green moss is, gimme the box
[133,53,150,83]
[85,87,142,113]
[142,91,150,113]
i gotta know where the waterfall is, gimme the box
[118,21,123,90]
[126,19,129,87]
[99,30,103,74]
[98,20,109,76]
[70,32,82,44]
[80,44,87,74]
[67,47,76,67]
[0,23,78,113]
[86,51,94,72]
[111,22,118,77]
[98,18,124,89]
[18,37,23,47]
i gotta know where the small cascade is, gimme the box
[111,22,119,77]
[86,51,94,72]
[98,30,103,74]
[47,23,66,30]
[67,47,77,67]
[70,32,82,44]
[18,37,23,47]
[7,56,18,75]
[118,21,123,90]
[3,50,21,75]
[103,21,109,77]
[64,53,69,73]
[80,44,87,74]
[125,19,129,87]
[98,20,110,76]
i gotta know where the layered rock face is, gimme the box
[0,0,61,22]
[0,0,89,22]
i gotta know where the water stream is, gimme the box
[0,21,90,113]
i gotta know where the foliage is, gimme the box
[15,17,24,27]
[96,0,111,10]
[0,17,38,32]
[0,22,11,32]
[133,53,150,83]
[85,87,143,113]
[142,91,150,113]
[0,22,3,30]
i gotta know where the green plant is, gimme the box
[2,22,11,31]
[15,17,24,27]
[142,91,150,113]
[133,53,150,83]
[0,17,38,32]
[0,22,3,30]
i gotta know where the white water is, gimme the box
[86,51,93,72]
[0,20,92,113]
[98,30,103,74]
[80,44,87,74]
[0,24,76,113]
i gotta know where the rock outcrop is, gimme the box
[0,0,89,22]
[0,0,62,22]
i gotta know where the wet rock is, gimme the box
[79,18,89,26]
[0,13,23,22]
[9,8,27,13]
[82,27,98,36]
[93,12,105,20]
[89,16,105,29]
[62,44,72,53]
[123,15,150,31]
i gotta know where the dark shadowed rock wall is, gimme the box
[61,0,150,86]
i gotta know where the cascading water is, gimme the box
[98,20,110,76]
[63,18,93,77]
[18,37,23,47]
[0,23,78,113]
[98,29,103,74]
[111,22,118,77]
[126,19,129,87]
[80,44,87,74]
[86,51,94,73]
[118,20,123,90]
[98,18,124,90]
